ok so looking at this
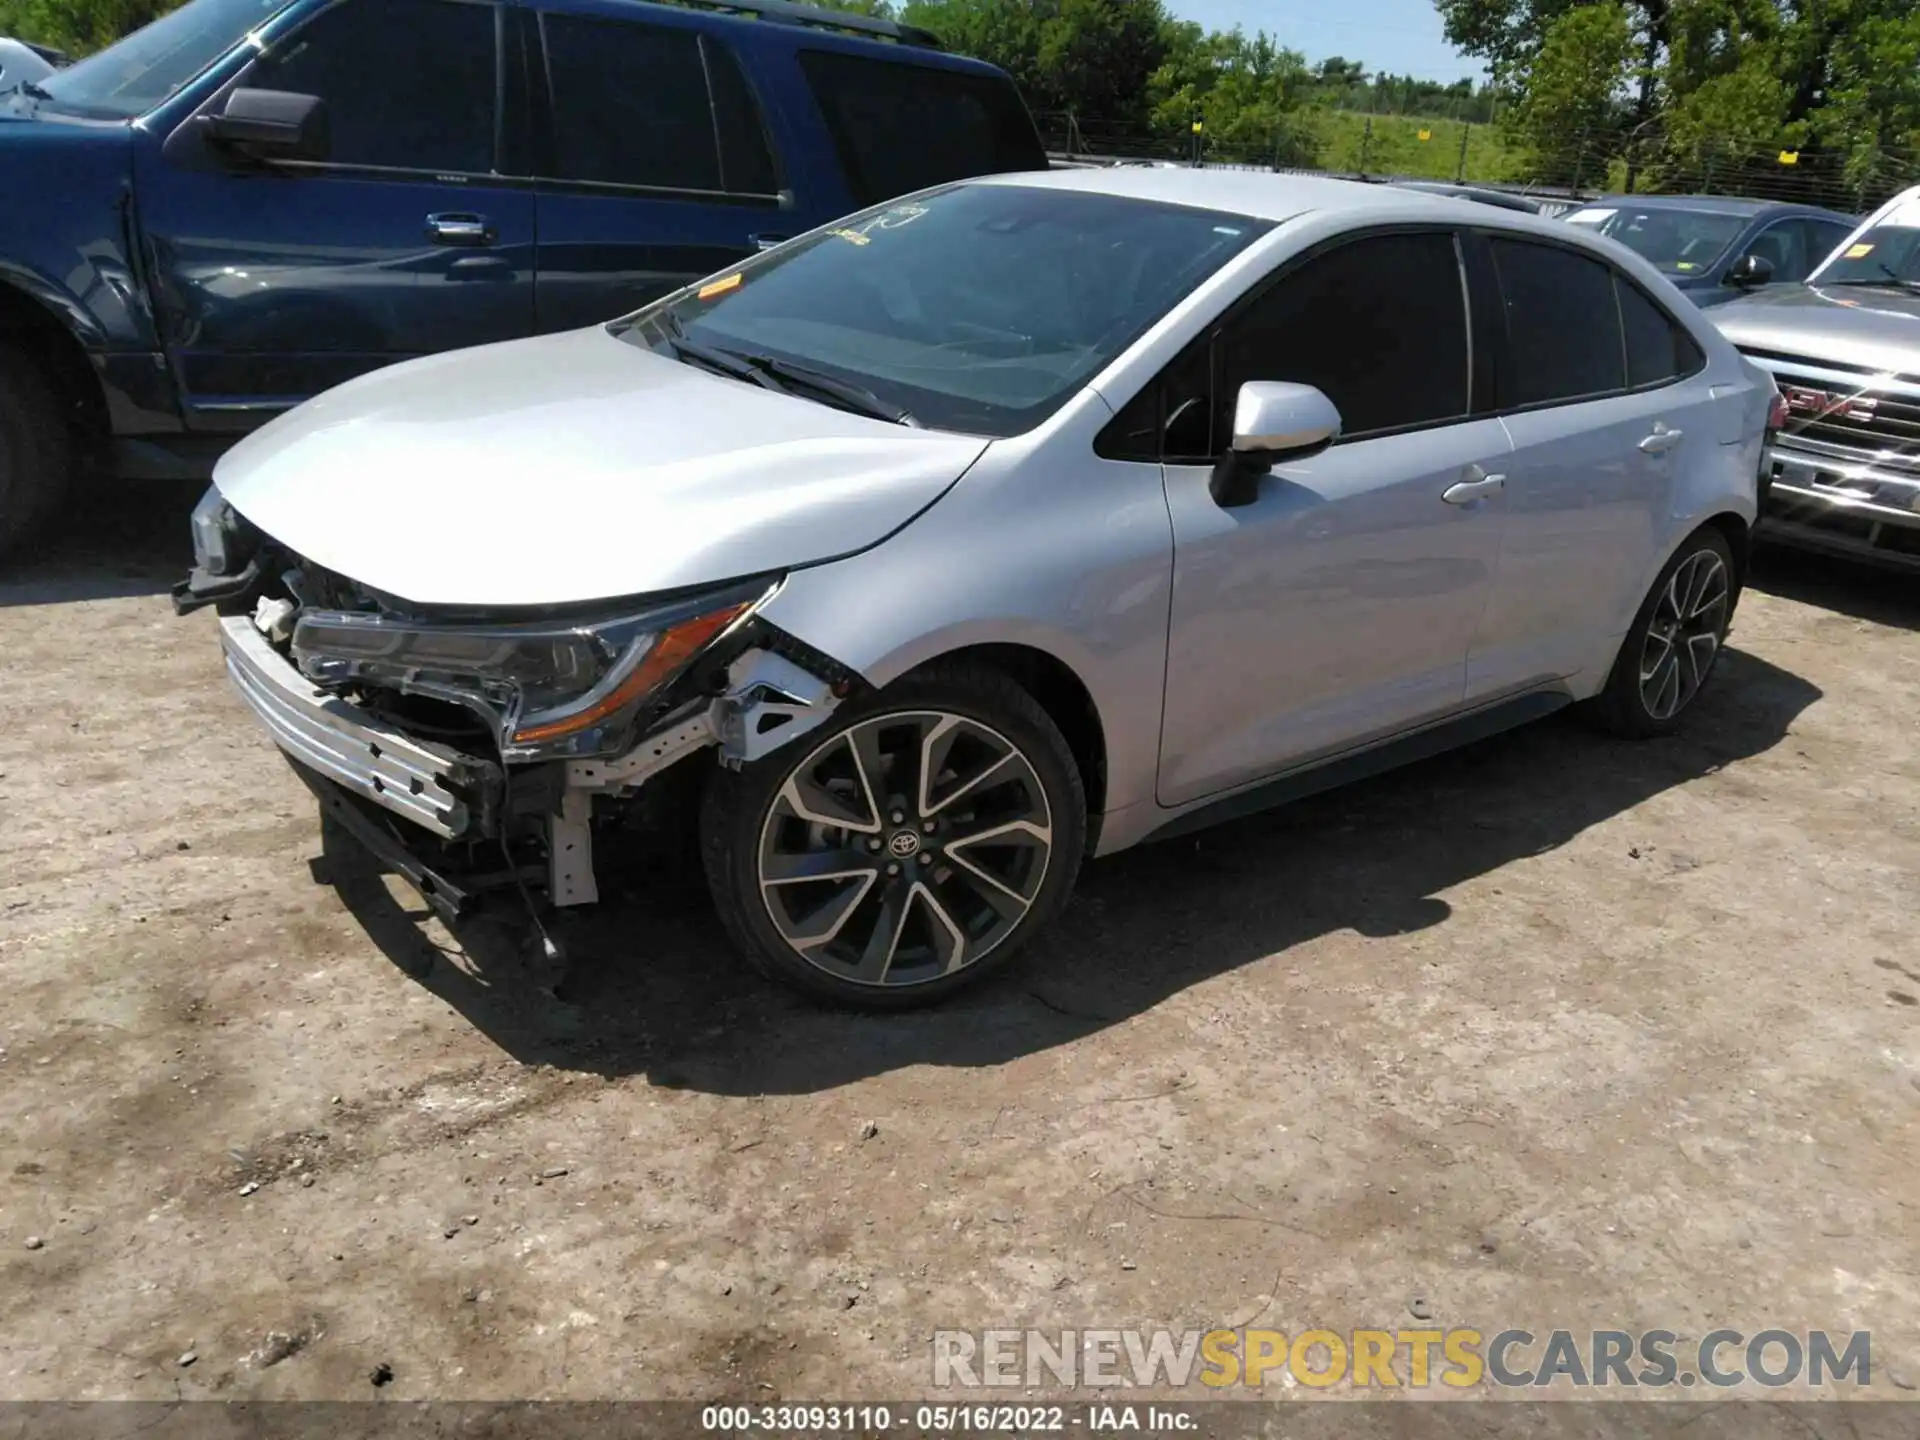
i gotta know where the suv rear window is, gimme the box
[797,50,1046,208]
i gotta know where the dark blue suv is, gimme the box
[0,0,1047,553]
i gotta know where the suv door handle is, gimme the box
[1443,470,1505,505]
[1639,423,1684,454]
[750,233,790,251]
[426,212,495,246]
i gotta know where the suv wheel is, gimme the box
[699,660,1086,1008]
[1587,527,1736,737]
[0,344,71,557]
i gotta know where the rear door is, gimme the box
[1466,232,1720,698]
[530,7,792,332]
[138,0,535,432]
[793,48,1048,210]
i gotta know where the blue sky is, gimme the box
[1174,0,1484,83]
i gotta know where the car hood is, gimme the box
[1710,283,1920,372]
[214,326,990,608]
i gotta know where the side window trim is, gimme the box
[529,10,782,204]
[1093,223,1477,463]
[238,0,509,183]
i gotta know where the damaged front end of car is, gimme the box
[173,486,862,927]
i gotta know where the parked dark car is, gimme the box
[0,0,1048,554]
[1563,195,1856,310]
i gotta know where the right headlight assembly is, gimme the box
[290,578,776,761]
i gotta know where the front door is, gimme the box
[137,0,534,432]
[529,9,793,332]
[1155,230,1509,807]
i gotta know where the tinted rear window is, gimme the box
[1488,237,1626,406]
[798,50,1046,208]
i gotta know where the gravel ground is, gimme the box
[1,483,1916,1409]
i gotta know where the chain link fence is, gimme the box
[1035,109,1920,216]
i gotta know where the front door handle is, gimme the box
[1443,472,1505,505]
[426,212,495,246]
[750,233,790,252]
[1639,422,1685,454]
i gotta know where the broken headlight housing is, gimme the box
[290,578,775,760]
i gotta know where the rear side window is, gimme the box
[541,14,777,194]
[1488,237,1625,406]
[798,50,1045,208]
[1215,231,1471,444]
[1616,276,1701,388]
[255,0,498,174]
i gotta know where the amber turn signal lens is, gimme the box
[509,602,750,745]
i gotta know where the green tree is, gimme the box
[0,0,178,53]
[1501,1,1633,183]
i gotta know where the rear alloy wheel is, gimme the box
[1588,527,1736,737]
[701,662,1085,1007]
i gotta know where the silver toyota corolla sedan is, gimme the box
[176,168,1775,1008]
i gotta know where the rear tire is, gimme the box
[699,660,1087,1009]
[0,344,72,558]
[1585,527,1736,738]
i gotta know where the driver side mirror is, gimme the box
[203,88,330,164]
[1726,252,1775,288]
[1210,381,1343,508]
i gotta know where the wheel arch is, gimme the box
[903,641,1110,830]
[0,278,109,443]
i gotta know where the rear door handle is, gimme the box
[1639,423,1684,454]
[750,233,790,252]
[1443,472,1505,505]
[426,212,495,246]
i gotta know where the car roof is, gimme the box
[1571,194,1854,222]
[977,165,1506,225]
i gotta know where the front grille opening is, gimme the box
[358,690,495,751]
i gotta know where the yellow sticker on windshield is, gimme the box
[1675,261,1698,272]
[1845,242,1874,258]
[697,272,743,300]
[827,227,871,246]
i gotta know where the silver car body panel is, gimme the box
[219,614,474,837]
[214,168,1765,861]
[210,327,990,608]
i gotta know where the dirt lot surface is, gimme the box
[2,484,1918,1411]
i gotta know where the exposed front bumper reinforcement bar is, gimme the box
[289,759,475,927]
[220,614,491,839]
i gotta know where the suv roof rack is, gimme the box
[643,0,945,48]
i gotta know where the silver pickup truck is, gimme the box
[1711,184,1920,570]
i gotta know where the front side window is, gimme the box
[541,14,775,194]
[1565,204,1748,278]
[32,0,290,119]
[798,50,1046,209]
[1488,237,1625,407]
[614,182,1269,437]
[1738,221,1811,282]
[251,0,497,173]
[1214,231,1471,446]
[1809,196,1920,291]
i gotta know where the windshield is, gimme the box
[1810,196,1920,288]
[612,182,1270,438]
[35,0,288,119]
[1564,205,1749,276]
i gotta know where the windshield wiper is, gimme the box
[649,310,784,394]
[737,353,921,428]
[1822,270,1920,294]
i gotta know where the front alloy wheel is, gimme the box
[701,662,1086,1007]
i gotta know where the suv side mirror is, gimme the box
[204,88,330,164]
[1726,252,1775,288]
[1210,381,1342,508]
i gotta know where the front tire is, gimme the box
[699,660,1087,1009]
[0,344,72,558]
[1586,527,1736,737]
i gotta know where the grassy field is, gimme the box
[1314,109,1520,184]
